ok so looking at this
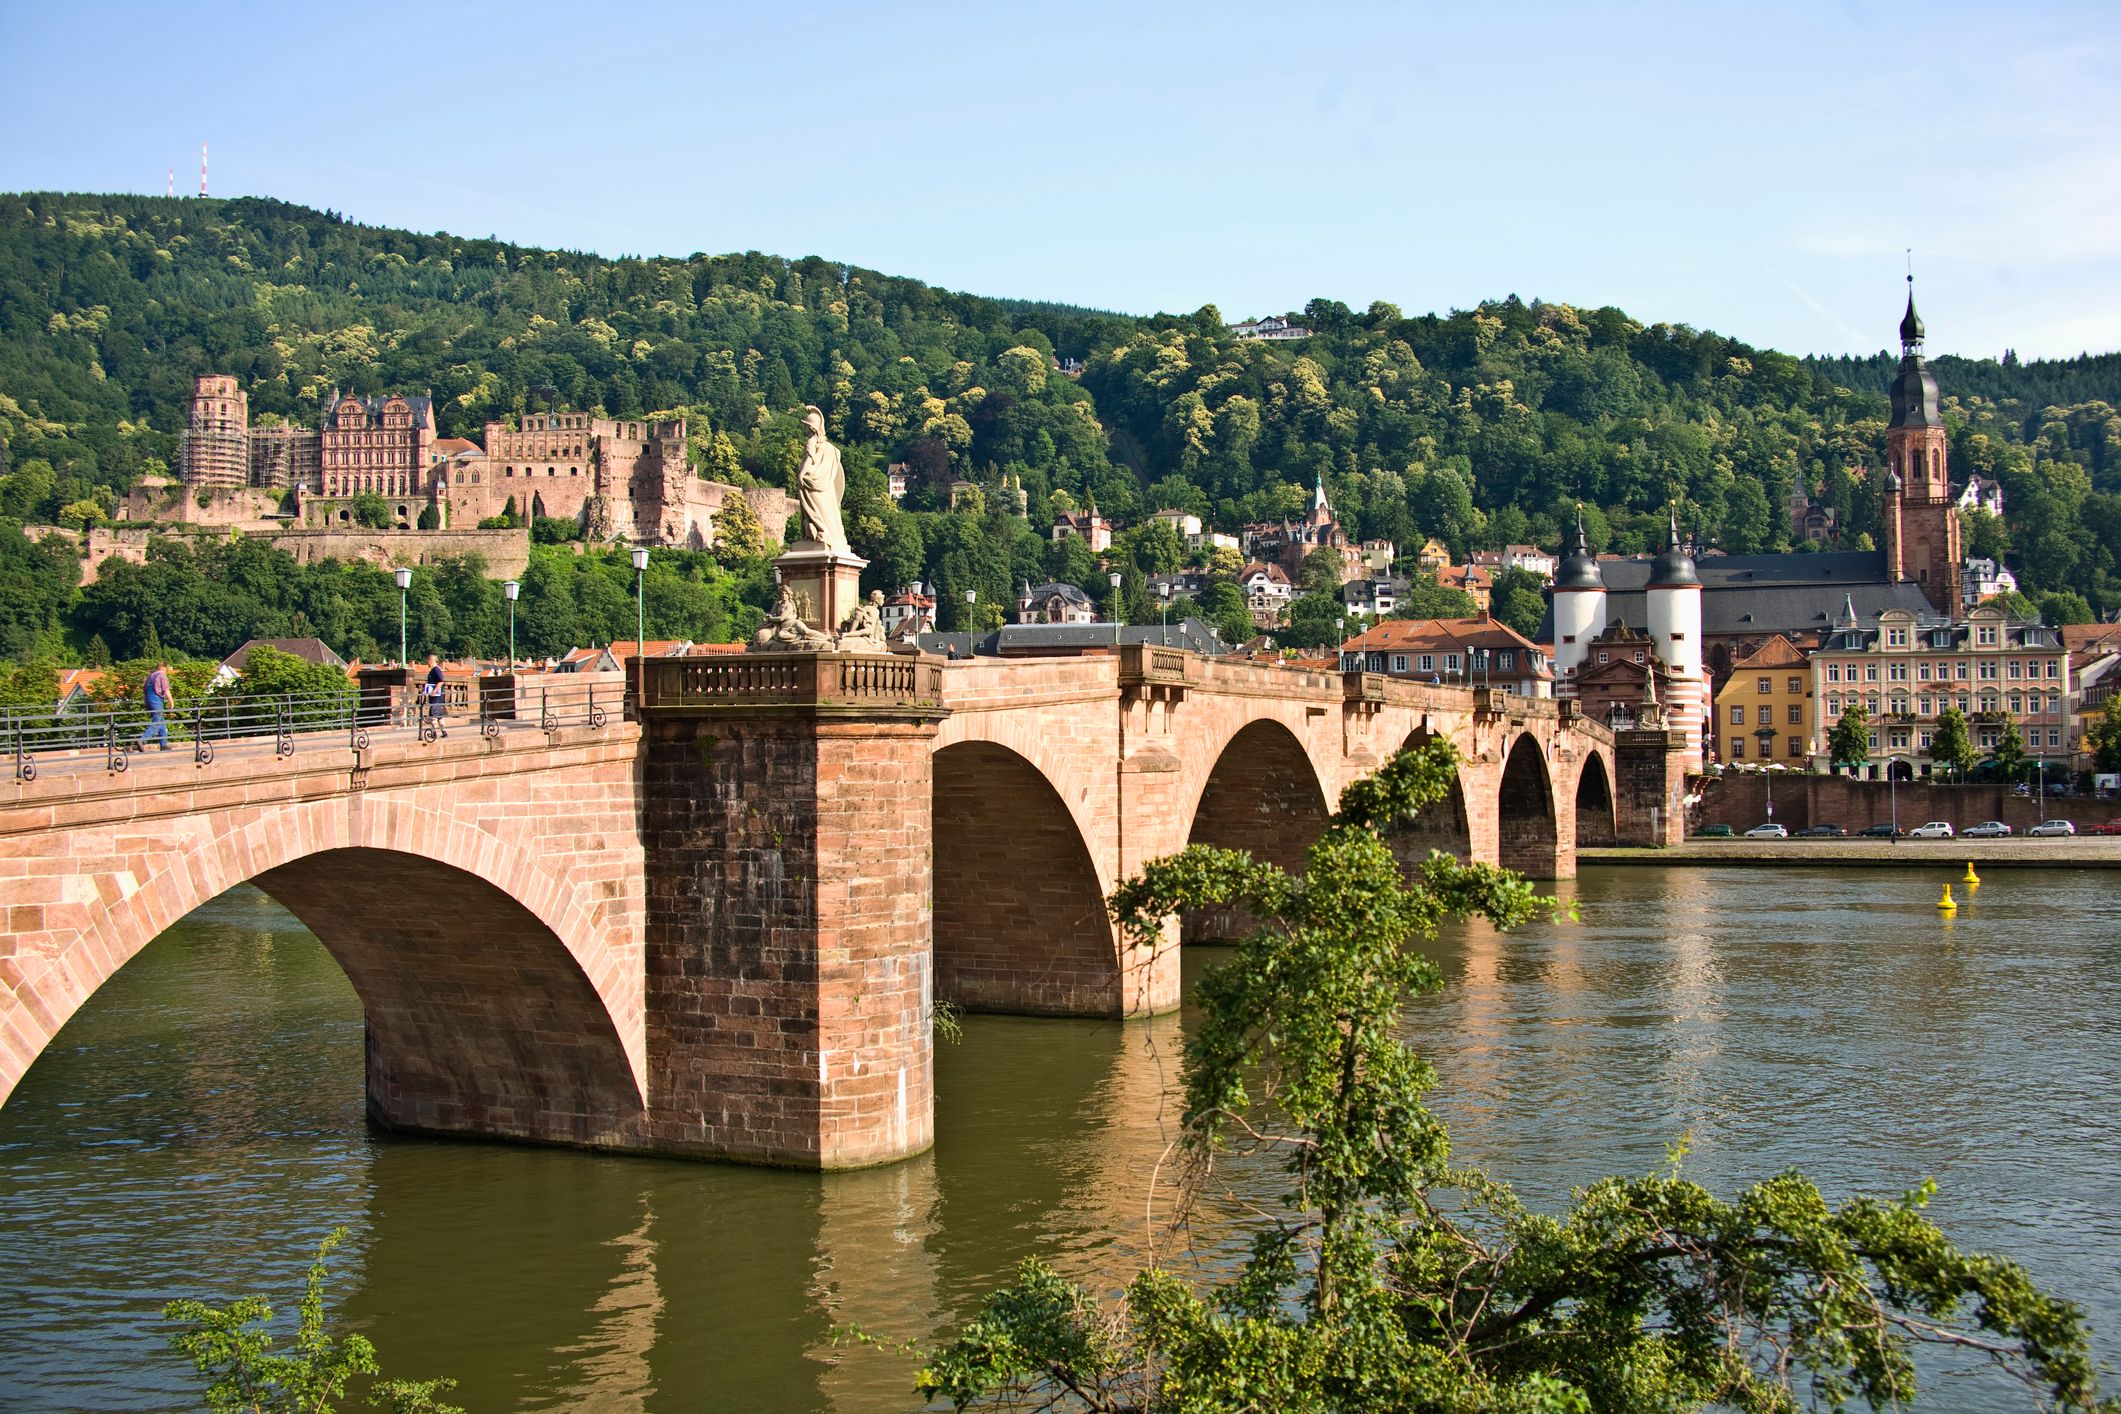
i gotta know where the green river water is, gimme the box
[1,865,2116,1411]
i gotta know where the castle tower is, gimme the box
[1549,507,1607,691]
[1884,279,1963,616]
[1645,510,1708,758]
[181,374,249,490]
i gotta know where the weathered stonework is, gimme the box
[0,646,1686,1169]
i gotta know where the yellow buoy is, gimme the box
[1938,883,1958,912]
[1963,862,1980,889]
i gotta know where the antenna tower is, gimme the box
[199,141,208,198]
[166,168,173,198]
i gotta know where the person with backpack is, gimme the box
[137,662,173,751]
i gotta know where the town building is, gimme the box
[1359,539,1396,576]
[1150,509,1202,540]
[1338,617,1553,697]
[1810,600,2070,777]
[1051,499,1113,553]
[1473,544,1558,579]
[1436,563,1492,612]
[1787,479,1840,544]
[1411,537,1451,576]
[247,421,323,491]
[1561,623,1682,734]
[1016,581,1098,624]
[1239,561,1297,628]
[1962,557,2018,605]
[1242,473,1362,584]
[1956,474,2006,519]
[1228,315,1314,341]
[1343,575,1411,618]
[1712,634,1813,767]
[886,463,911,500]
[881,585,936,637]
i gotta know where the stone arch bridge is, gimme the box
[0,647,1685,1169]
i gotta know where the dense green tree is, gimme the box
[350,493,392,530]
[1828,703,1871,774]
[216,643,353,702]
[912,745,2112,1413]
[2036,589,2094,626]
[1489,566,1548,639]
[1990,714,2027,779]
[1385,574,1481,622]
[1930,704,1978,780]
[2084,710,2121,774]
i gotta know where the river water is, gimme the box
[1,866,2116,1412]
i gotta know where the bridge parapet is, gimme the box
[635,653,946,717]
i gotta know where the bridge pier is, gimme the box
[636,655,946,1169]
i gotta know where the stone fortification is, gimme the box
[36,523,532,584]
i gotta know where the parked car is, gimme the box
[2028,820,2077,837]
[1963,821,2013,839]
[2046,782,2069,797]
[1909,821,1956,839]
[1743,822,1789,839]
[1793,824,1847,838]
[1858,823,1905,839]
[2087,820,2121,836]
[1692,823,1736,839]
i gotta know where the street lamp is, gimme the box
[1755,723,1778,818]
[503,579,520,673]
[1108,571,1123,645]
[964,588,977,634]
[631,547,650,660]
[393,566,412,665]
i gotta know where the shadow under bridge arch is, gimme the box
[931,741,1122,1016]
[1381,726,1473,868]
[1574,749,1617,847]
[1497,732,1561,878]
[1181,719,1332,943]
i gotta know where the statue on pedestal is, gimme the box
[795,405,849,555]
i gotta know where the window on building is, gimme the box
[1787,704,1802,725]
[1444,654,1460,673]
[1918,696,1932,716]
[1889,663,1908,681]
[2009,694,2023,715]
[1731,737,1745,759]
[1890,730,1910,749]
[2049,729,2062,747]
[1867,731,1880,750]
[1865,664,1879,681]
[1499,651,1515,670]
[1730,704,1745,725]
[2008,660,2022,680]
[1954,661,1968,679]
[1979,728,1999,748]
[1786,736,1800,758]
[2048,693,2061,714]
[1757,677,1772,694]
[1957,694,1970,713]
[1918,662,1932,681]
[1977,626,1998,646]
[1788,677,1802,695]
[1827,663,1842,682]
[1979,662,1998,680]
[1417,654,1434,673]
[1598,651,1609,664]
[1392,655,1407,674]
[1887,628,1906,647]
[2047,660,2060,679]
[1919,731,1934,749]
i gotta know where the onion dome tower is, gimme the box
[1549,506,1607,691]
[1645,508,1708,758]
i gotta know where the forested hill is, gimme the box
[3,191,2118,616]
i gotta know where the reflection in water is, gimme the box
[1,872,2118,1412]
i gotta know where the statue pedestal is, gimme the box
[777,542,868,636]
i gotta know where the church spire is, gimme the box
[1899,270,1925,353]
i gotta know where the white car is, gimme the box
[1743,822,1788,839]
[1909,821,1955,839]
[1962,821,2013,839]
[2028,820,2077,837]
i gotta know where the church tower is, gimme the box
[1882,278,1963,616]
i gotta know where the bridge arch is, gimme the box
[931,740,1121,1015]
[1497,731,1561,878]
[2,795,647,1145]
[1384,726,1474,864]
[1179,719,1332,941]
[1574,748,1618,847]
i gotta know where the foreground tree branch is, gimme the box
[916,743,2115,1413]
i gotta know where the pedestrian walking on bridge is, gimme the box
[136,662,172,752]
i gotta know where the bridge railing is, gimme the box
[4,675,619,782]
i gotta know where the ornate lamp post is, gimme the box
[393,567,412,665]
[1108,571,1123,645]
[631,547,650,660]
[964,587,976,633]
[503,579,520,673]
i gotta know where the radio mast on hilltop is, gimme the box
[199,141,207,198]
[166,168,173,198]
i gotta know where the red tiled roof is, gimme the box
[1728,633,1807,670]
[1340,616,1544,659]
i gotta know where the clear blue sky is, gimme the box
[4,1,2115,359]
